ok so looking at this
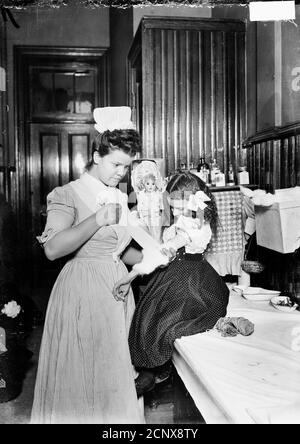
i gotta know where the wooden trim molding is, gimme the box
[243,121,300,147]
[14,46,108,58]
[139,16,246,33]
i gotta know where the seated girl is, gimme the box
[114,172,229,391]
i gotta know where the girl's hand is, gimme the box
[96,203,122,227]
[113,276,132,302]
[160,246,176,264]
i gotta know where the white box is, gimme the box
[255,200,300,254]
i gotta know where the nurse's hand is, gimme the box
[96,203,122,227]
[113,270,138,302]
[113,276,132,302]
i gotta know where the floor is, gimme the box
[0,321,205,424]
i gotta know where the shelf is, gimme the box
[209,185,258,192]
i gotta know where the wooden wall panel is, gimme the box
[203,31,212,165]
[129,18,246,178]
[68,133,90,181]
[40,133,61,204]
[0,21,13,204]
[215,31,225,173]
[244,124,300,191]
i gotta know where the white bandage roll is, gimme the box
[132,248,169,275]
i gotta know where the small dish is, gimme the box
[242,287,281,302]
[270,296,299,313]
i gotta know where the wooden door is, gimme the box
[30,123,97,292]
[15,47,108,298]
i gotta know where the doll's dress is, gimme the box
[31,173,144,424]
[137,190,163,228]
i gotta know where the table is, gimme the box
[173,291,300,424]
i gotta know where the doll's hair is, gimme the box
[85,129,142,170]
[165,171,219,234]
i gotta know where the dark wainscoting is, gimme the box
[243,123,300,300]
[243,122,300,193]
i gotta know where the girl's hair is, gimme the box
[165,171,219,234]
[85,129,142,170]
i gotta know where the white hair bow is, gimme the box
[188,191,211,211]
[93,107,135,133]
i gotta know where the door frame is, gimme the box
[14,46,110,291]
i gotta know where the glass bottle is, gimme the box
[210,158,219,187]
[238,166,250,185]
[197,157,209,172]
[228,163,235,186]
[197,157,204,172]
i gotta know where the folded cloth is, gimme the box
[214,317,254,337]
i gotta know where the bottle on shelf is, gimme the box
[215,168,225,187]
[197,157,209,171]
[194,157,209,184]
[227,163,235,186]
[200,166,210,184]
[238,166,250,185]
[210,158,219,187]
[180,158,187,171]
[189,161,198,176]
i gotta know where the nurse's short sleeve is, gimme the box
[37,186,76,246]
[46,187,76,216]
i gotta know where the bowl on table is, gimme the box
[270,296,299,313]
[241,287,281,302]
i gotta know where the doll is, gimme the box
[137,173,163,227]
[131,161,165,241]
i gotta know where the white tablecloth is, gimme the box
[173,292,300,424]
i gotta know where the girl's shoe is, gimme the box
[135,371,156,397]
[154,364,172,384]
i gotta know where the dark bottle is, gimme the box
[197,157,209,172]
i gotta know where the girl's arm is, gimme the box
[113,246,176,302]
[163,232,189,252]
[121,246,143,266]
[168,216,213,254]
[114,245,176,302]
[44,203,121,261]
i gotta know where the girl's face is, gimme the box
[91,149,133,187]
[168,191,194,218]
[144,178,156,192]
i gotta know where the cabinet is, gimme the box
[127,17,246,177]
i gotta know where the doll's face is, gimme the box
[144,177,156,192]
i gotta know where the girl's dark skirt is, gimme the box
[129,249,229,368]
